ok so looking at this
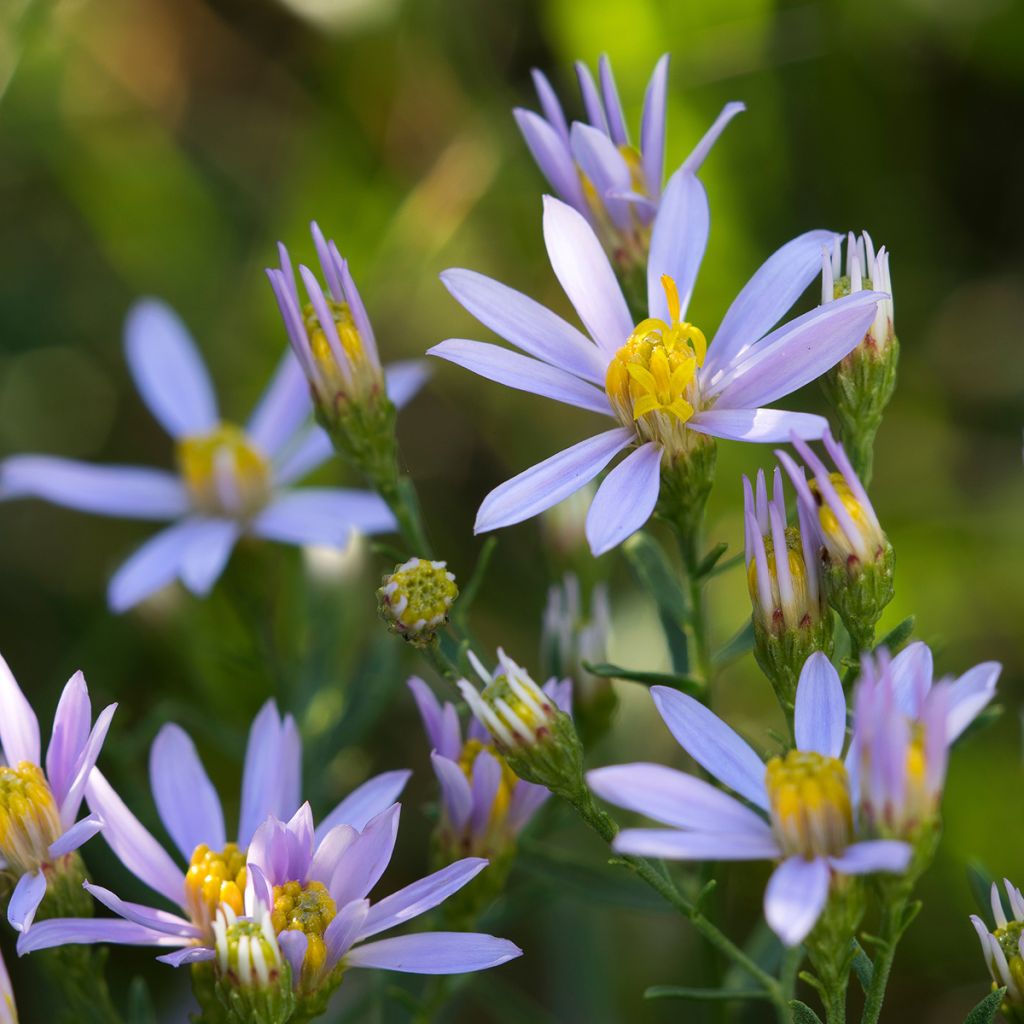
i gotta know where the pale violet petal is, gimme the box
[764,856,830,947]
[431,754,473,831]
[345,932,521,974]
[474,428,633,534]
[828,840,911,876]
[246,351,311,456]
[612,828,779,861]
[328,805,401,908]
[315,771,412,840]
[384,360,429,411]
[0,652,40,767]
[83,883,201,939]
[639,54,669,197]
[272,428,333,487]
[513,109,586,212]
[889,641,934,716]
[48,814,104,858]
[686,409,828,444]
[531,69,569,143]
[598,55,628,147]
[16,918,185,954]
[647,171,708,323]
[570,122,632,230]
[124,300,218,439]
[584,441,662,555]
[678,101,746,178]
[251,489,396,548]
[8,871,46,932]
[947,662,1001,742]
[107,520,207,613]
[156,946,216,967]
[794,652,847,759]
[179,520,240,597]
[46,671,91,809]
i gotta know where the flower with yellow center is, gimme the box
[270,880,337,988]
[177,424,272,519]
[184,843,248,936]
[378,558,458,645]
[765,751,853,859]
[972,880,1024,1022]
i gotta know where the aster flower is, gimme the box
[266,222,429,440]
[971,880,1024,1022]
[0,652,114,933]
[515,53,743,270]
[157,803,520,998]
[587,652,911,946]
[0,300,399,612]
[743,467,832,707]
[17,701,409,962]
[433,172,887,554]
[408,676,551,864]
[821,231,894,355]
[0,947,14,1024]
[853,642,1000,841]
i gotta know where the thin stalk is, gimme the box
[859,895,907,1024]
[371,464,434,559]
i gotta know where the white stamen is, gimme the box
[495,697,536,743]
[821,250,834,305]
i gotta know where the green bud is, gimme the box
[377,558,458,646]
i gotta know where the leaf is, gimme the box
[645,986,772,1002]
[968,861,996,918]
[125,979,157,1024]
[790,999,825,1024]
[714,620,755,669]
[875,615,915,654]
[582,661,703,696]
[696,541,729,578]
[963,987,1006,1024]
[623,531,690,673]
[850,940,874,994]
[453,536,497,624]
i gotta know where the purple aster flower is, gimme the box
[17,701,409,962]
[587,652,911,946]
[0,946,14,1024]
[164,802,521,994]
[853,642,1000,838]
[516,54,743,268]
[266,221,429,428]
[0,653,114,934]
[432,173,887,554]
[0,300,400,612]
[971,880,1024,1015]
[408,676,551,862]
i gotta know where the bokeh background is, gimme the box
[1,0,1022,1020]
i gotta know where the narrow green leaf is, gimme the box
[968,861,996,918]
[963,987,1006,1024]
[851,941,874,994]
[623,532,690,672]
[696,541,729,578]
[645,986,772,1002]
[790,999,825,1024]
[875,615,915,654]
[714,620,755,669]
[708,551,745,578]
[582,661,703,696]
[454,536,497,623]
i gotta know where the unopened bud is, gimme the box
[378,558,457,646]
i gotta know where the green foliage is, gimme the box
[963,987,1007,1024]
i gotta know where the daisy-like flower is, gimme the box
[433,172,887,555]
[0,947,14,1024]
[17,701,409,962]
[515,53,743,270]
[971,880,1024,1022]
[266,222,429,441]
[0,653,114,934]
[587,652,911,946]
[171,803,521,997]
[853,642,1000,840]
[0,300,399,613]
[408,676,551,864]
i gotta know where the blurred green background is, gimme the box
[1,0,1022,1020]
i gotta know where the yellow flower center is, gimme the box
[457,738,517,832]
[185,842,247,935]
[177,423,271,518]
[765,750,852,858]
[747,527,816,633]
[0,761,61,873]
[271,880,337,984]
[605,275,706,452]
[378,558,458,638]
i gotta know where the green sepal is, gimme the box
[963,987,1007,1024]
[789,999,825,1024]
[824,541,895,654]
[501,707,586,804]
[850,940,874,994]
[752,609,835,711]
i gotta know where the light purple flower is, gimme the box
[433,174,887,554]
[821,231,894,352]
[266,221,429,417]
[0,946,14,1024]
[17,701,409,962]
[516,54,743,260]
[587,652,911,946]
[0,653,114,934]
[198,803,521,993]
[971,880,1024,1006]
[853,643,1000,837]
[408,676,551,859]
[0,300,399,612]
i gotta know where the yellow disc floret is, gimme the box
[378,558,458,643]
[606,275,707,453]
[0,761,61,873]
[747,527,816,633]
[271,880,337,985]
[765,750,852,858]
[303,297,383,404]
[177,424,271,518]
[185,842,247,935]
[809,473,882,565]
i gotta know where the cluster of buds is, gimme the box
[458,650,579,800]
[377,558,458,647]
[743,468,833,710]
[972,881,1024,1024]
[209,904,294,1024]
[541,575,616,740]
[267,223,394,469]
[777,429,894,653]
[820,231,898,483]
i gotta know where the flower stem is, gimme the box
[859,894,908,1024]
[371,462,434,559]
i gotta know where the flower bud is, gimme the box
[212,905,295,1024]
[377,558,458,647]
[819,232,898,483]
[458,650,580,800]
[0,946,15,1024]
[972,881,1024,1024]
[777,429,894,652]
[744,468,833,710]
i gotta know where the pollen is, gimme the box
[605,275,707,452]
[271,880,338,982]
[185,842,247,934]
[765,750,852,858]
[177,424,272,519]
[0,761,62,874]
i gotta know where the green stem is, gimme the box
[373,465,434,559]
[680,530,713,687]
[859,895,907,1024]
